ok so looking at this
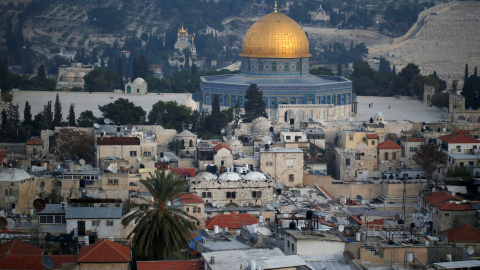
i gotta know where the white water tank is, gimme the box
[214,225,219,234]
[407,252,414,262]
[250,260,256,270]
[84,235,90,246]
[259,216,264,223]
[446,254,452,262]
[356,232,361,241]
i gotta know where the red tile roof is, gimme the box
[453,130,470,134]
[438,133,480,144]
[317,186,334,201]
[349,214,363,225]
[137,260,204,270]
[213,142,231,154]
[171,168,197,177]
[0,150,6,159]
[423,190,464,206]
[378,140,402,150]
[97,137,140,145]
[367,134,379,139]
[435,202,472,211]
[0,255,76,269]
[78,239,130,263]
[0,239,43,257]
[177,192,204,204]
[206,211,258,229]
[443,224,480,242]
[26,137,43,145]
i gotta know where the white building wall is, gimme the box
[66,219,122,238]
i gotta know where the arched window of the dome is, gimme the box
[326,96,331,104]
[307,97,313,104]
[278,97,287,104]
[219,95,223,104]
[232,96,237,105]
[205,94,211,104]
[238,97,243,105]
[290,97,296,104]
[263,98,268,108]
[270,98,276,108]
[225,95,230,106]
[298,97,304,104]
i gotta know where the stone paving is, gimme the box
[11,91,446,123]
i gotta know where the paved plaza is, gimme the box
[11,91,446,123]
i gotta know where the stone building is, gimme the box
[400,131,426,167]
[125,77,148,94]
[377,140,402,171]
[189,172,274,211]
[178,193,205,229]
[213,142,234,170]
[25,137,43,158]
[60,170,129,201]
[338,129,379,150]
[259,147,304,187]
[96,137,156,173]
[56,64,94,90]
[0,168,54,214]
[335,143,378,181]
[175,130,197,156]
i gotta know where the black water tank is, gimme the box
[289,221,296,229]
[290,118,294,125]
[306,210,313,220]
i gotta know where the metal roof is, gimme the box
[433,260,480,269]
[38,204,66,214]
[65,207,121,219]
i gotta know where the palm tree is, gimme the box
[122,170,198,260]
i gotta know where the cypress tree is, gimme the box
[53,94,62,127]
[68,103,76,126]
[243,84,267,123]
[210,94,222,135]
[23,101,32,125]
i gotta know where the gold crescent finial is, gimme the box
[274,1,277,12]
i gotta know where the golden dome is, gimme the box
[241,12,310,59]
[178,24,188,35]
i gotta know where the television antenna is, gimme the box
[41,256,55,269]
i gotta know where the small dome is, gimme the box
[250,117,271,134]
[0,168,32,182]
[375,111,383,117]
[218,172,241,181]
[227,138,243,147]
[183,98,198,111]
[194,172,217,181]
[133,77,146,84]
[243,172,267,181]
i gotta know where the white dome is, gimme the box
[243,172,266,181]
[194,172,217,181]
[250,117,271,134]
[218,172,241,181]
[375,111,383,117]
[133,77,146,84]
[0,168,32,182]
[183,98,198,111]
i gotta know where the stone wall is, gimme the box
[260,149,304,187]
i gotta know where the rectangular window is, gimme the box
[252,191,262,198]
[55,216,62,223]
[286,136,291,140]
[202,192,212,198]
[292,243,295,251]
[385,152,389,161]
[392,152,397,160]
[355,155,361,160]
[265,218,271,222]
[193,207,196,213]
[186,207,190,212]
[469,161,475,166]
[92,220,100,226]
[47,216,54,224]
[286,159,294,168]
[346,158,351,166]
[108,179,119,185]
[456,145,461,149]
[197,207,201,213]
[289,174,294,182]
[130,151,137,157]
[106,220,114,226]
[371,140,375,145]
[349,136,353,141]
[410,147,417,152]
[460,162,464,167]
[202,192,207,198]
[226,192,236,198]
[40,216,46,224]
[287,240,290,249]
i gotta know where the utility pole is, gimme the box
[402,173,407,224]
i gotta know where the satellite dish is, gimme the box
[173,197,181,206]
[452,191,456,196]
[339,225,345,232]
[198,229,209,239]
[240,228,250,238]
[6,217,15,229]
[331,216,339,225]
[132,126,136,131]
[93,123,100,129]
[212,202,218,207]
[104,118,111,125]
[33,198,46,211]
[41,256,55,269]
[236,235,246,244]
[273,193,277,198]
[79,159,86,165]
[248,234,259,244]
[468,246,475,255]
[361,199,366,205]
[273,201,280,208]
[137,157,142,162]
[0,217,7,229]
[356,195,363,201]
[413,203,421,210]
[267,204,274,210]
